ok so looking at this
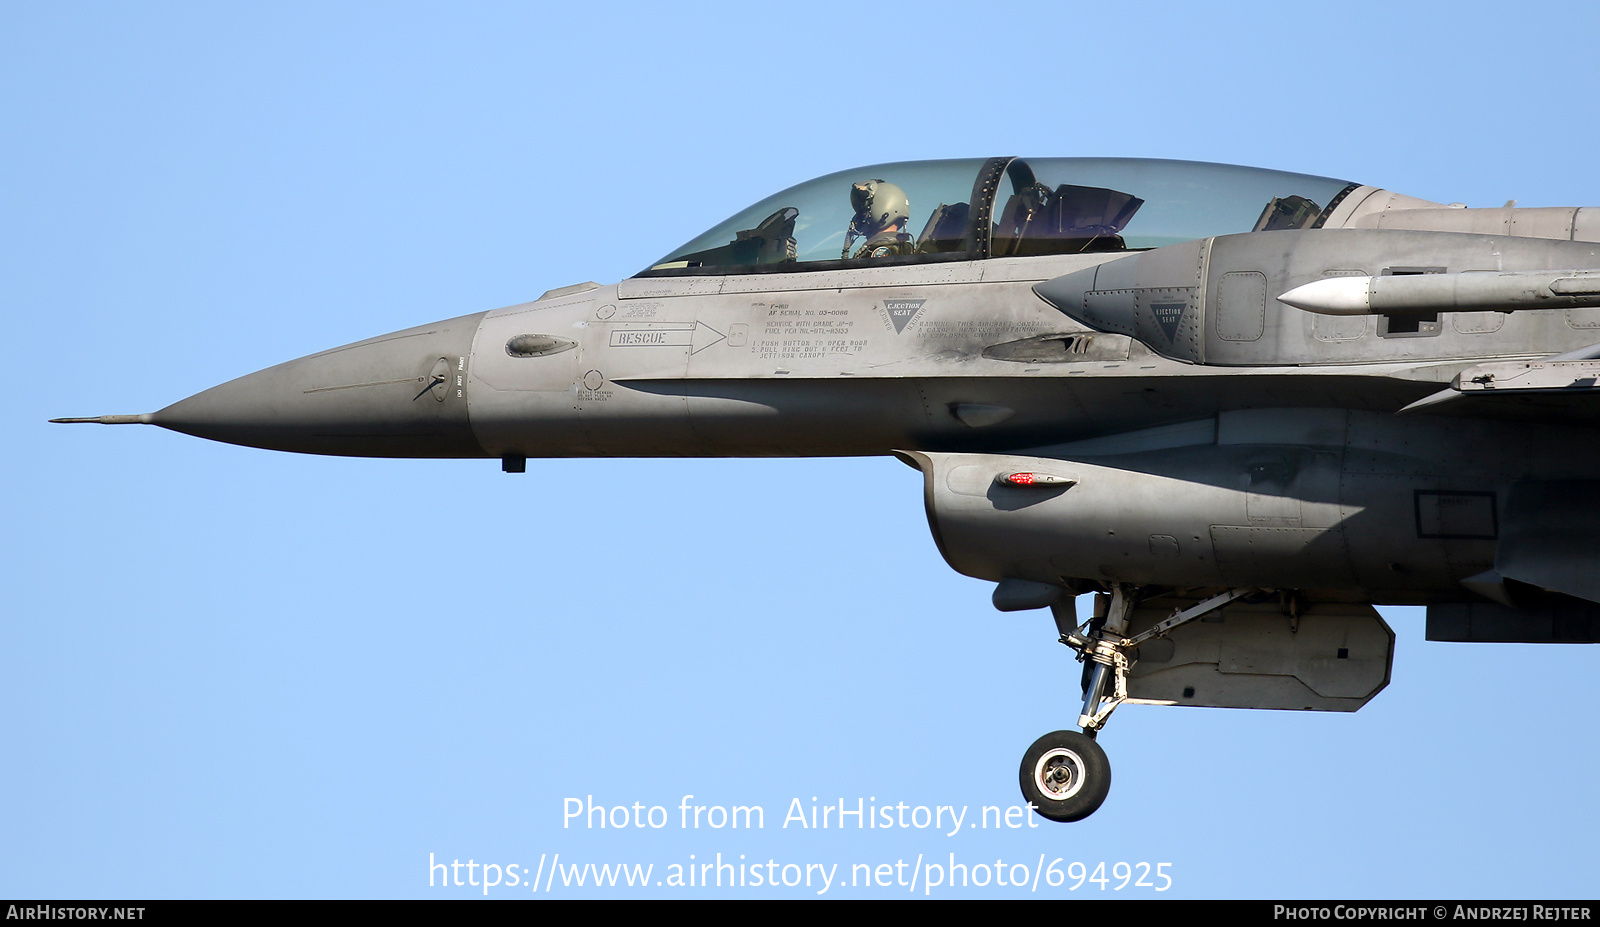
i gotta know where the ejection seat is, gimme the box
[991,183,1143,257]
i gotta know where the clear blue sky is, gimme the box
[4,1,1597,899]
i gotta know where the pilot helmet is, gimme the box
[849,180,910,233]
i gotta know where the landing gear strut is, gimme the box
[1020,585,1255,822]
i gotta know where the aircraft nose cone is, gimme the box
[152,312,488,457]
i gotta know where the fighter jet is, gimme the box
[55,156,1600,822]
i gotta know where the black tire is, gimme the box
[1019,730,1111,822]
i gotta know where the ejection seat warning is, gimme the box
[1151,301,1185,340]
[883,299,926,333]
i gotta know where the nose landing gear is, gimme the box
[1020,586,1255,822]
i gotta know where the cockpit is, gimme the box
[643,157,1359,276]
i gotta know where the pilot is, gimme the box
[843,180,913,259]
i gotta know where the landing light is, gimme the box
[998,472,1076,487]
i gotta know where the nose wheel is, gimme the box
[1019,730,1110,822]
